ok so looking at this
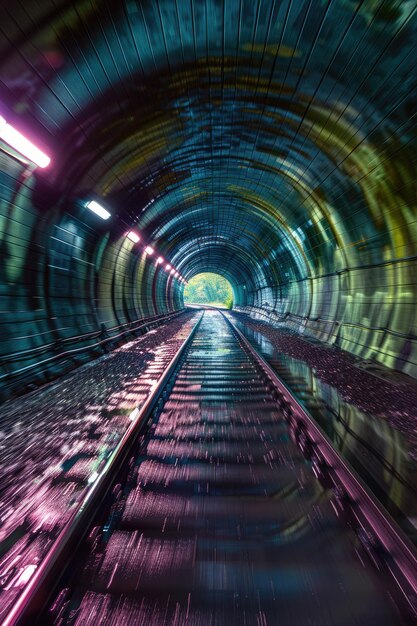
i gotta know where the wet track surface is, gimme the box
[0,313,199,620]
[227,312,417,549]
[47,311,399,625]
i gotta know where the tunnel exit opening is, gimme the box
[183,273,233,309]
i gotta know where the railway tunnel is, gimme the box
[1,1,417,624]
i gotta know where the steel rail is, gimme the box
[1,312,204,626]
[222,311,417,620]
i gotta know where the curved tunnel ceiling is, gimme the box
[1,0,417,379]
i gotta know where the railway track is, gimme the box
[4,310,417,625]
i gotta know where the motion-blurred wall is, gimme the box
[0,154,182,399]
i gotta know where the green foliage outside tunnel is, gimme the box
[184,273,233,309]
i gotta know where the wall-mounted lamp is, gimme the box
[86,200,111,220]
[0,114,51,168]
[126,231,140,243]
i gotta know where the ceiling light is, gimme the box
[170,268,175,275]
[86,200,111,220]
[174,271,179,277]
[165,264,171,271]
[156,256,164,265]
[145,246,154,255]
[126,231,140,243]
[0,117,51,168]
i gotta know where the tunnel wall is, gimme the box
[0,152,183,400]
[239,252,417,379]
[1,0,417,391]
[1,140,416,401]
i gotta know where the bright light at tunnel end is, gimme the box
[86,200,111,220]
[0,114,51,168]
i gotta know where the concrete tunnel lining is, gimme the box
[0,0,416,397]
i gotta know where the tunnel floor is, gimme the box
[229,312,417,447]
[0,311,415,622]
[228,311,417,548]
[42,310,399,625]
[0,312,200,620]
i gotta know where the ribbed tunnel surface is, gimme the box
[0,0,417,393]
[41,311,399,625]
[1,1,417,624]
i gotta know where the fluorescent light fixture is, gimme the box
[156,256,164,265]
[170,268,175,275]
[165,264,171,271]
[145,246,154,255]
[174,271,179,277]
[86,200,111,220]
[127,231,140,243]
[0,118,51,168]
